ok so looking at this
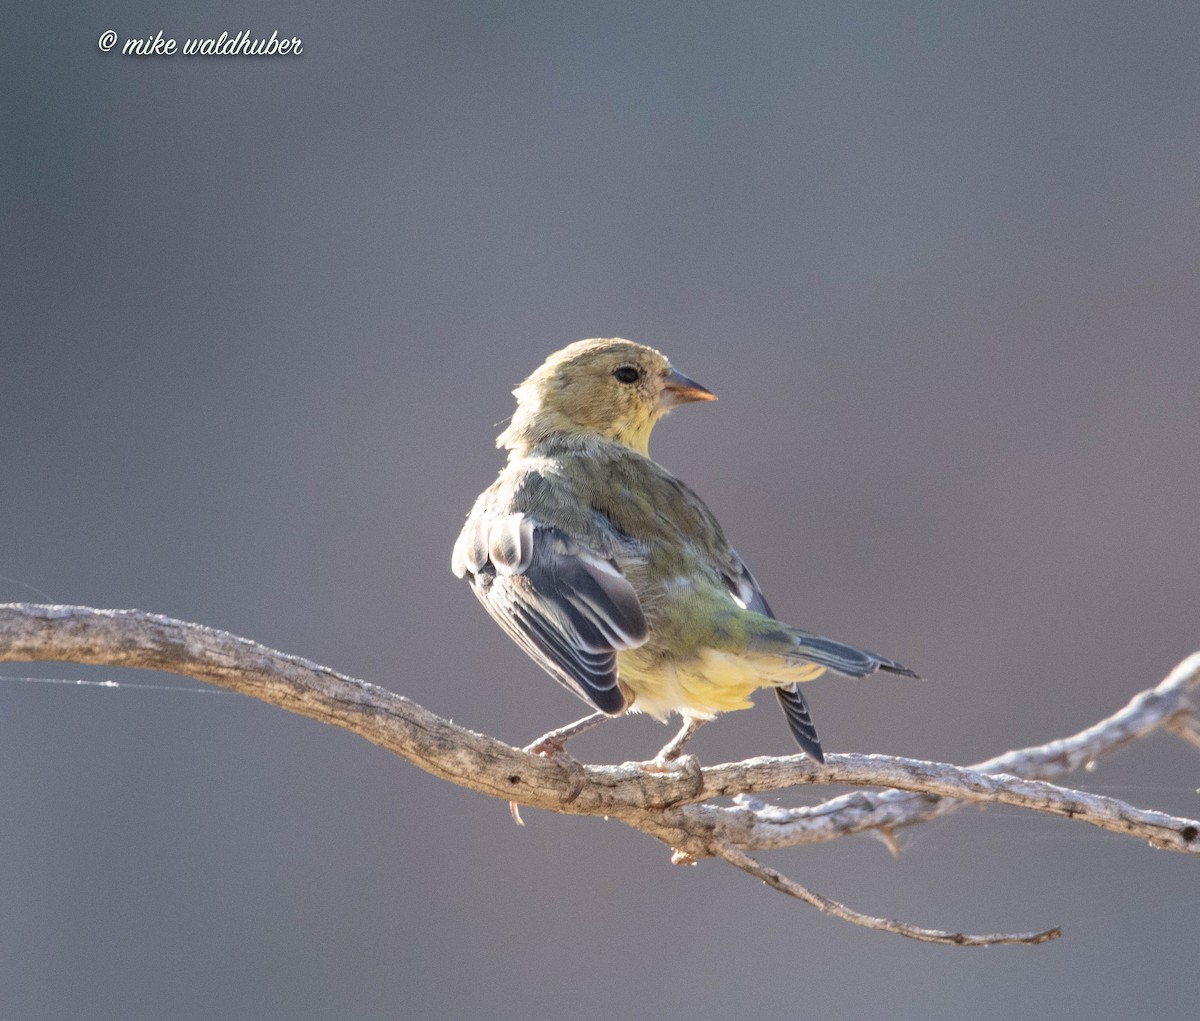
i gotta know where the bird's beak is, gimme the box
[659,368,717,409]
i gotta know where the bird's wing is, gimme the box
[653,463,776,619]
[719,546,825,760]
[721,548,775,617]
[452,511,649,714]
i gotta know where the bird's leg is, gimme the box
[523,711,609,758]
[652,717,704,763]
[511,712,609,825]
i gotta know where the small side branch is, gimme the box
[685,753,1200,854]
[715,845,1062,946]
[1165,701,1200,752]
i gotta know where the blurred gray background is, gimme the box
[2,1,1198,1018]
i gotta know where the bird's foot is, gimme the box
[523,734,568,758]
[509,746,588,823]
[514,718,598,821]
[521,711,609,759]
[642,750,705,799]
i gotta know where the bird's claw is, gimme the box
[523,735,567,758]
[517,737,587,809]
[643,751,705,799]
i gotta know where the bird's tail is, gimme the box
[784,627,920,681]
[776,630,916,762]
[776,683,825,763]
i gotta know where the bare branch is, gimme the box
[1164,700,1200,753]
[678,753,1200,853]
[691,652,1200,851]
[714,845,1062,946]
[2,603,1196,947]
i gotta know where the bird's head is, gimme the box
[497,338,715,456]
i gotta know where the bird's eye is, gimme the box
[613,365,641,384]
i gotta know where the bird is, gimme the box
[451,338,917,765]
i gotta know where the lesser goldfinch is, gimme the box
[452,338,916,763]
